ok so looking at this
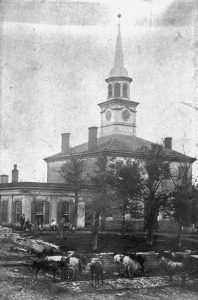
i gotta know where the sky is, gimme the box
[0,0,198,182]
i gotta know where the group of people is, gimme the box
[19,215,73,232]
[19,214,32,231]
[50,217,73,232]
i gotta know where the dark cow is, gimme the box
[31,258,63,281]
[88,260,104,286]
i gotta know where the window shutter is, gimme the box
[19,201,22,216]
[3,201,8,222]
[12,201,16,223]
[0,200,2,223]
[31,201,35,224]
[44,202,50,224]
[57,202,62,225]
[70,201,75,225]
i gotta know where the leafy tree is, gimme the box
[139,145,172,245]
[168,157,193,247]
[89,154,113,251]
[58,154,84,230]
[192,186,198,226]
[110,159,142,236]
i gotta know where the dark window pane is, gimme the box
[123,83,128,98]
[114,83,120,97]
[108,84,113,98]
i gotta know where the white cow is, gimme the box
[113,254,142,279]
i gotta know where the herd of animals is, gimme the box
[29,247,197,286]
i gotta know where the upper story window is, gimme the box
[108,84,113,98]
[114,82,120,97]
[123,83,128,98]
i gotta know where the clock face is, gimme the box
[122,109,130,121]
[105,110,112,121]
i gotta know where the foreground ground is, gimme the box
[0,264,198,300]
[0,232,198,300]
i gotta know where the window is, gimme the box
[123,83,128,98]
[36,202,44,215]
[164,164,170,179]
[178,165,188,179]
[108,84,113,98]
[2,200,8,222]
[114,83,120,97]
[15,201,21,222]
[62,202,70,222]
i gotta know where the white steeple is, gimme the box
[98,15,139,138]
[109,15,128,77]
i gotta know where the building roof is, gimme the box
[0,182,92,191]
[44,134,196,163]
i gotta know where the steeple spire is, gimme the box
[99,14,138,138]
[109,14,128,77]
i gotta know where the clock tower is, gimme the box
[98,15,139,137]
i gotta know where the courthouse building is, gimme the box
[0,22,195,228]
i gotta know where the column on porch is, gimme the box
[77,200,85,228]
[50,196,57,223]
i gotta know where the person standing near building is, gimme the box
[20,214,25,230]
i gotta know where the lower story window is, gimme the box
[35,202,44,224]
[62,202,70,222]
[2,200,8,222]
[15,201,21,223]
[36,202,44,214]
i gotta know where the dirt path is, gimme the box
[0,237,198,300]
[0,265,198,300]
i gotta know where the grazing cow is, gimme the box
[61,256,82,275]
[88,260,104,286]
[122,256,143,279]
[114,253,144,279]
[159,256,186,281]
[125,252,146,273]
[31,257,76,281]
[31,258,61,281]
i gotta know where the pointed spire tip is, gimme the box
[109,13,128,77]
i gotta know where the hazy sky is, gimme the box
[0,0,198,182]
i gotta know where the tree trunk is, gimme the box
[100,209,106,233]
[143,216,148,232]
[177,220,182,249]
[121,212,126,237]
[143,199,148,232]
[147,211,155,246]
[73,190,79,230]
[91,212,100,252]
[147,226,154,245]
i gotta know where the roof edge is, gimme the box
[44,149,196,163]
